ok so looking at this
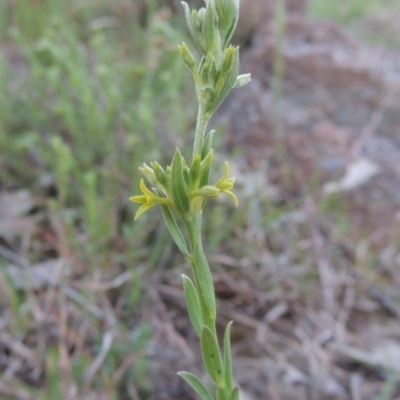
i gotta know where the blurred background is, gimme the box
[0,0,400,399]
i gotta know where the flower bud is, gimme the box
[233,73,251,88]
[220,0,240,47]
[207,46,239,114]
[139,163,158,187]
[182,2,207,54]
[151,162,169,189]
[215,0,227,20]
[171,149,190,216]
[203,1,217,53]
[189,154,201,188]
[179,43,197,72]
[200,53,216,86]
[196,185,221,199]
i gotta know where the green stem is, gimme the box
[185,214,217,337]
[193,102,210,159]
[217,387,230,400]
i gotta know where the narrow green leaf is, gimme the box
[202,130,215,160]
[200,131,214,187]
[229,387,240,400]
[178,371,214,400]
[171,149,190,216]
[222,0,239,48]
[159,204,189,256]
[201,326,224,388]
[224,321,234,391]
[182,275,203,337]
[193,242,216,318]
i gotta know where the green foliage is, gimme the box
[0,1,195,397]
[177,371,214,400]
[309,0,399,22]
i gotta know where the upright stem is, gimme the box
[193,102,210,159]
[185,214,217,337]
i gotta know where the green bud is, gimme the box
[171,149,190,217]
[139,163,158,187]
[208,46,239,114]
[195,8,206,28]
[203,1,217,53]
[151,162,169,189]
[192,8,207,54]
[200,53,216,86]
[179,42,197,72]
[199,86,214,107]
[195,185,220,199]
[219,46,235,86]
[182,2,207,54]
[220,0,240,48]
[199,57,209,85]
[189,154,201,189]
[182,3,196,45]
[215,0,227,20]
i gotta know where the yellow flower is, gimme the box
[215,162,238,206]
[130,179,173,220]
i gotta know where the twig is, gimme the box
[84,331,114,387]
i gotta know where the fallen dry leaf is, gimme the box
[0,190,34,218]
[323,157,380,194]
[0,190,37,240]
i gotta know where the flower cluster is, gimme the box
[130,148,238,221]
[179,0,250,116]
